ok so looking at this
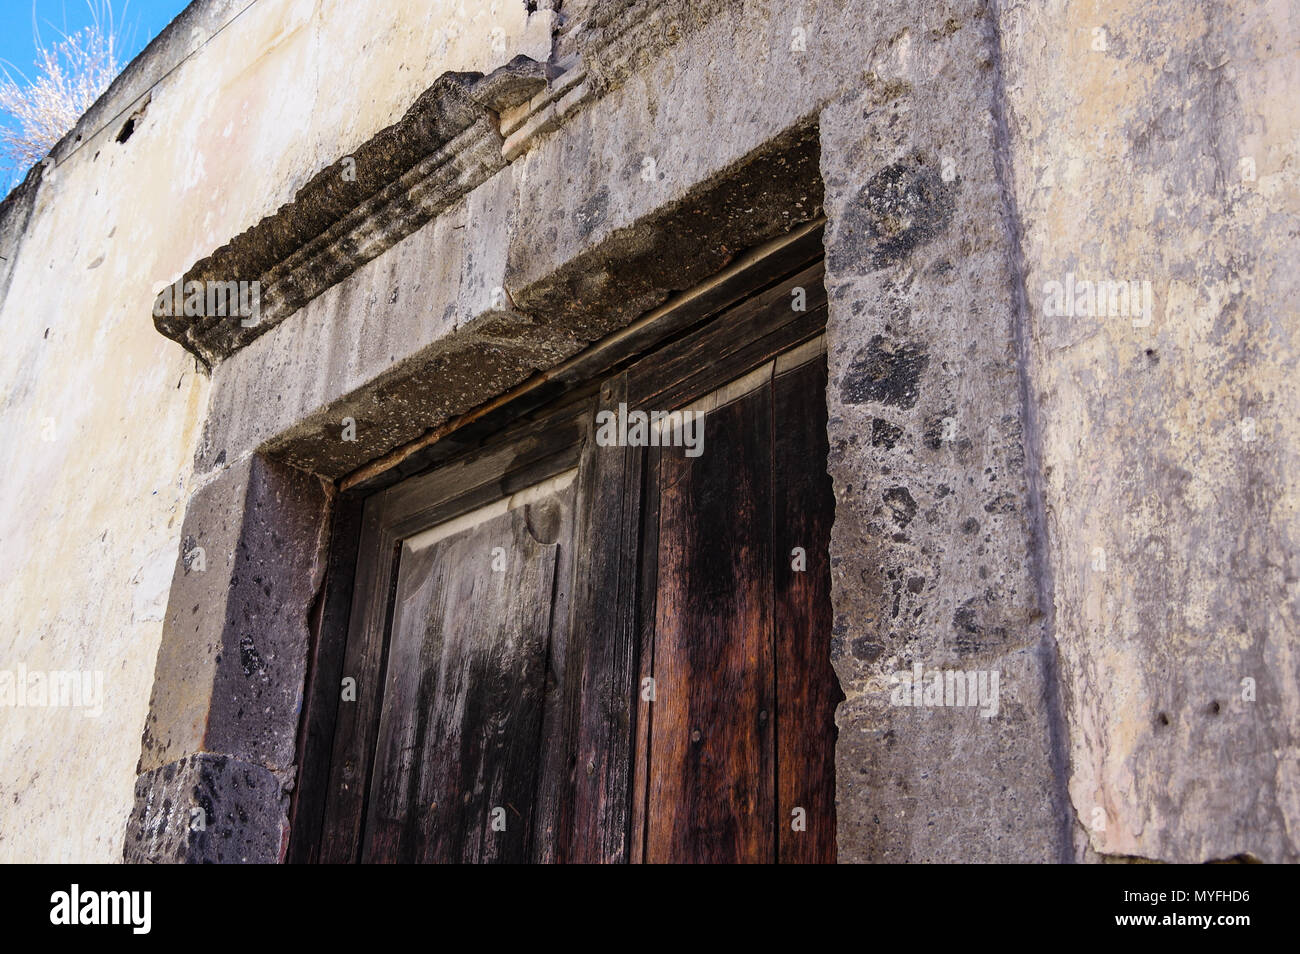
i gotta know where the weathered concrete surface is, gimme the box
[819,10,1067,862]
[199,123,823,481]
[998,0,1300,862]
[192,0,1070,862]
[0,0,556,862]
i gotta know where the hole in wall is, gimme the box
[117,95,150,145]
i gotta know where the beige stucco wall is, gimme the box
[0,0,552,863]
[999,0,1299,860]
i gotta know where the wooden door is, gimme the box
[361,475,574,862]
[293,241,840,864]
[637,346,841,863]
[305,405,591,865]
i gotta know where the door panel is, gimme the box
[642,350,839,864]
[563,376,644,864]
[299,252,839,865]
[362,485,571,863]
[773,358,843,863]
[647,386,776,863]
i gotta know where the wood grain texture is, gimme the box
[362,503,562,863]
[629,446,662,865]
[627,261,827,414]
[316,499,399,864]
[523,490,577,864]
[772,358,843,864]
[563,374,643,863]
[313,401,589,863]
[287,492,364,864]
[646,386,776,863]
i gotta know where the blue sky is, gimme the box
[0,0,191,139]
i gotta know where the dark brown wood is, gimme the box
[381,405,586,534]
[772,356,843,864]
[313,401,589,863]
[302,244,835,865]
[541,224,826,397]
[526,481,578,864]
[627,261,827,412]
[361,501,564,862]
[628,445,662,865]
[316,499,400,863]
[346,386,591,498]
[563,374,644,863]
[287,491,364,863]
[646,385,776,863]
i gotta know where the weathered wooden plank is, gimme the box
[772,356,843,864]
[564,374,643,863]
[524,485,576,864]
[646,386,775,863]
[544,223,827,394]
[361,505,559,862]
[627,261,826,411]
[359,540,441,862]
[628,446,662,864]
[388,444,581,541]
[316,496,399,864]
[287,491,364,864]
[380,403,586,531]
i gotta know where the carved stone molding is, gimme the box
[151,0,743,371]
[155,55,566,369]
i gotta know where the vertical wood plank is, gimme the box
[525,491,576,864]
[646,386,776,863]
[287,491,364,864]
[628,446,661,864]
[317,497,399,864]
[773,357,843,863]
[565,374,644,863]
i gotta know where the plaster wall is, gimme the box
[998,0,1300,862]
[0,0,552,863]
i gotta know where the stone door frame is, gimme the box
[127,1,1071,863]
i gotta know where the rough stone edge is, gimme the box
[124,753,286,864]
[153,67,518,367]
[984,0,1076,862]
[255,118,826,481]
[128,454,331,860]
